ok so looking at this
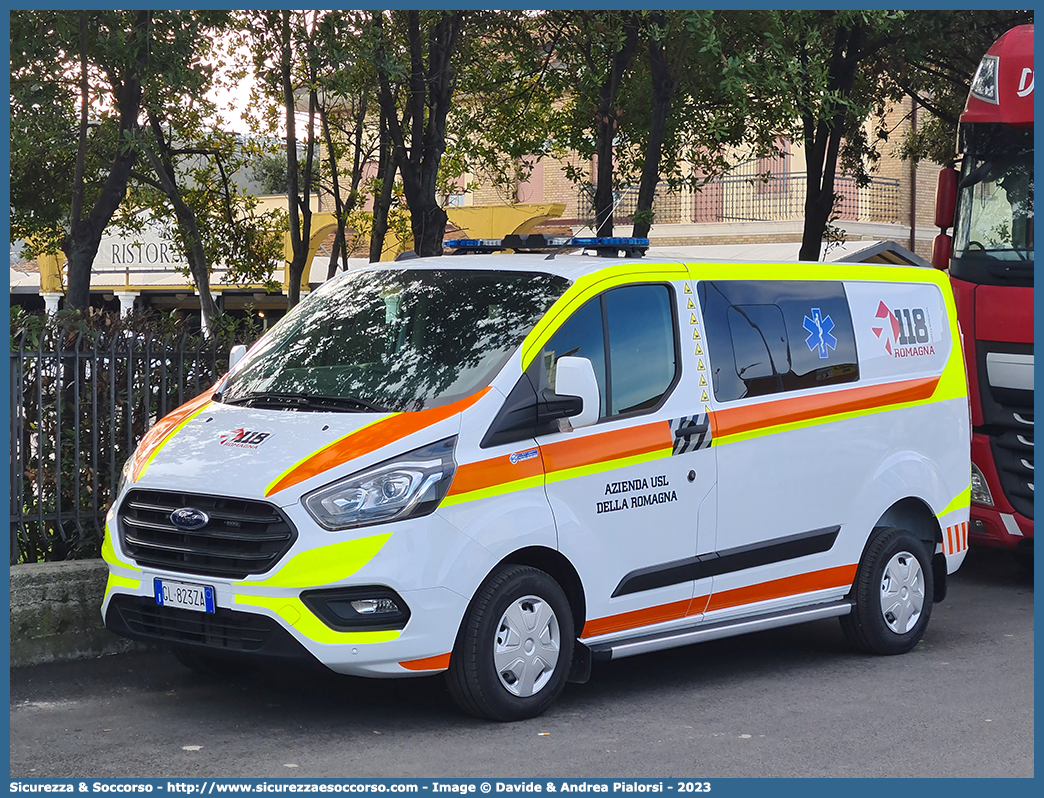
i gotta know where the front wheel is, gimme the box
[840,527,934,655]
[446,565,574,721]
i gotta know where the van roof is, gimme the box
[360,251,938,286]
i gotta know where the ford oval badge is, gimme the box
[170,507,209,531]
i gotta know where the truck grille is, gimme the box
[978,342,1033,520]
[991,415,1033,520]
[118,489,297,578]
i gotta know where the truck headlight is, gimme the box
[970,462,994,506]
[302,437,457,530]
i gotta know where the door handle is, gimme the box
[676,419,709,438]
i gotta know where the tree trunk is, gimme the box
[592,14,640,240]
[280,12,316,308]
[369,113,398,263]
[64,11,149,310]
[373,10,463,259]
[798,21,863,261]
[632,14,674,241]
[320,107,349,280]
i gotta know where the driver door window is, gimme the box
[541,284,677,420]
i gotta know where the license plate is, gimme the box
[154,578,215,613]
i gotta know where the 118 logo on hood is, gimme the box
[219,428,272,448]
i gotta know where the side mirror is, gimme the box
[553,356,600,429]
[229,344,247,371]
[934,167,958,229]
[931,233,952,271]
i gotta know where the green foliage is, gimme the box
[879,11,1032,165]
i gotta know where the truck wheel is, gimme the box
[840,527,934,655]
[446,565,574,722]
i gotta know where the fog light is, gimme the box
[351,597,400,615]
[971,463,994,506]
[301,586,411,631]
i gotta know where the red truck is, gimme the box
[933,24,1034,569]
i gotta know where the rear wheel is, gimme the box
[841,527,934,655]
[446,565,574,721]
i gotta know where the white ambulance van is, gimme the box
[102,237,970,721]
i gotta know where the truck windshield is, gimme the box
[951,125,1033,284]
[220,267,570,412]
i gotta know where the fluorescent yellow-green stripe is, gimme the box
[136,402,212,482]
[683,260,955,285]
[938,486,972,518]
[101,523,139,571]
[521,263,690,370]
[440,474,546,507]
[932,281,970,405]
[544,446,673,486]
[235,532,392,588]
[104,572,141,599]
[234,594,401,645]
[264,414,391,497]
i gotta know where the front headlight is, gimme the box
[970,462,994,506]
[115,455,135,499]
[303,437,457,531]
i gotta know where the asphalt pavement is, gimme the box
[9,547,1034,779]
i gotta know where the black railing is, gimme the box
[578,169,901,228]
[10,322,254,564]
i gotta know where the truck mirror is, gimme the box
[935,168,959,229]
[932,233,952,270]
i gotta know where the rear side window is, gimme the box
[542,283,678,419]
[699,280,858,402]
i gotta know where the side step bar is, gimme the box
[588,600,854,662]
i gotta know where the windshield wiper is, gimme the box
[220,391,391,413]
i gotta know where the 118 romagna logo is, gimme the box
[872,301,933,356]
[219,428,272,447]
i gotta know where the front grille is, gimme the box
[110,594,276,651]
[992,417,1034,520]
[977,342,1033,520]
[118,489,297,578]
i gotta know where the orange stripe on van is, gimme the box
[446,449,545,497]
[131,388,216,482]
[946,526,955,555]
[705,564,857,613]
[265,389,489,496]
[399,652,451,671]
[541,420,673,475]
[582,566,855,639]
[712,377,940,441]
[582,598,695,638]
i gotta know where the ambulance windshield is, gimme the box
[220,268,570,412]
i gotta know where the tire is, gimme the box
[840,527,934,655]
[1013,549,1034,575]
[171,645,251,677]
[446,565,574,722]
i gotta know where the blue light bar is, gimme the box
[443,238,505,249]
[444,235,649,252]
[569,237,650,248]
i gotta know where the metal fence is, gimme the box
[10,322,249,564]
[579,168,901,228]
